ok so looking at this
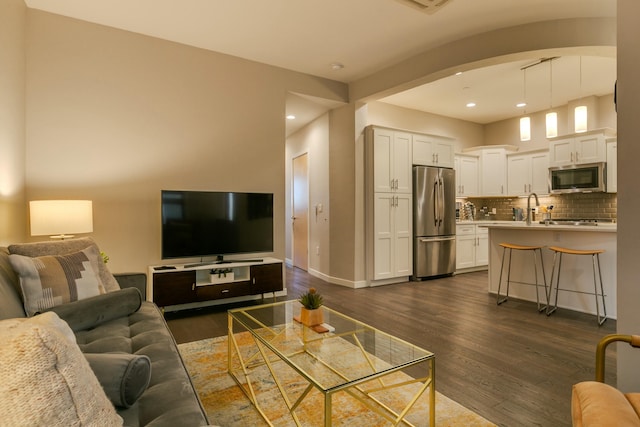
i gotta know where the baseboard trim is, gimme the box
[307,268,367,289]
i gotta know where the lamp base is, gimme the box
[50,234,75,240]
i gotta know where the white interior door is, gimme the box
[292,153,309,271]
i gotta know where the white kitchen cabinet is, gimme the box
[549,130,612,167]
[366,126,414,284]
[456,224,488,270]
[507,150,549,196]
[606,139,617,193]
[454,154,479,197]
[413,134,455,168]
[373,127,412,193]
[475,227,489,266]
[481,148,508,196]
[372,193,413,280]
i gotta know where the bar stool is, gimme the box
[496,243,548,312]
[546,246,607,325]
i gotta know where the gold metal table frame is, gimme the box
[227,301,435,426]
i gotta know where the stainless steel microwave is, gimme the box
[549,162,606,193]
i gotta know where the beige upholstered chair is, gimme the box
[572,334,640,426]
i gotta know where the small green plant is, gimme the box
[298,287,323,310]
[100,251,109,264]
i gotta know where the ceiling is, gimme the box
[24,0,617,134]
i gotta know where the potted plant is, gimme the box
[298,287,324,326]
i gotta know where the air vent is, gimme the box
[395,0,454,14]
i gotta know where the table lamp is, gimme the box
[29,200,93,239]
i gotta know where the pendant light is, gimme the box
[519,67,530,141]
[546,59,558,138]
[575,56,588,133]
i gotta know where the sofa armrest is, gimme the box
[114,273,147,300]
[43,287,142,332]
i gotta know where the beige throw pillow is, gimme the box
[8,237,120,292]
[9,245,106,316]
[0,312,122,426]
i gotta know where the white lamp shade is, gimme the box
[30,200,93,237]
[546,112,558,138]
[575,105,588,133]
[520,116,531,141]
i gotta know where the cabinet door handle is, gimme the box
[571,152,574,162]
[524,184,527,192]
[436,153,439,163]
[192,283,195,291]
[576,151,579,162]
[462,185,464,194]
[432,153,436,163]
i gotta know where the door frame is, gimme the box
[292,152,309,271]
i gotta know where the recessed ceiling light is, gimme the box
[286,115,296,120]
[330,62,344,71]
[455,71,463,76]
[516,102,527,108]
[466,102,476,108]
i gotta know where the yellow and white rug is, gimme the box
[178,334,496,426]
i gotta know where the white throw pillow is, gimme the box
[9,245,106,316]
[0,312,122,426]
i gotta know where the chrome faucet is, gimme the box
[526,192,539,225]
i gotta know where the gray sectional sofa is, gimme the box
[0,239,209,426]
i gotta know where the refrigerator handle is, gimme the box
[433,178,439,226]
[439,177,444,226]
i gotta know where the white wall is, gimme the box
[616,0,640,391]
[0,0,27,245]
[285,114,331,276]
[24,10,347,274]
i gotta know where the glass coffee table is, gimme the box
[228,300,435,426]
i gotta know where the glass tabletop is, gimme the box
[228,300,434,392]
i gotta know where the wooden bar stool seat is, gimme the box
[546,246,607,325]
[496,242,548,312]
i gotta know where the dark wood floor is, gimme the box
[166,267,617,427]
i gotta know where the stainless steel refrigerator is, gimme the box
[412,165,456,279]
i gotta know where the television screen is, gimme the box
[161,190,274,259]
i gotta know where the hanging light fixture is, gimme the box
[575,56,588,133]
[519,67,530,141]
[546,58,558,138]
[520,117,531,141]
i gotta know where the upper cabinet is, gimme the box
[507,150,550,196]
[548,129,615,167]
[413,134,455,168]
[459,146,517,197]
[454,154,479,197]
[372,127,412,193]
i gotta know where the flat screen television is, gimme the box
[161,190,274,260]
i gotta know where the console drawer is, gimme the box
[196,281,251,300]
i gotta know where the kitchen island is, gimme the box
[480,222,617,319]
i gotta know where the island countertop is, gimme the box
[465,220,617,233]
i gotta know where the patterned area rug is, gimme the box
[178,334,496,426]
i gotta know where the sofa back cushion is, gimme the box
[0,247,27,319]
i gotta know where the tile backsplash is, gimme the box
[463,193,617,222]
